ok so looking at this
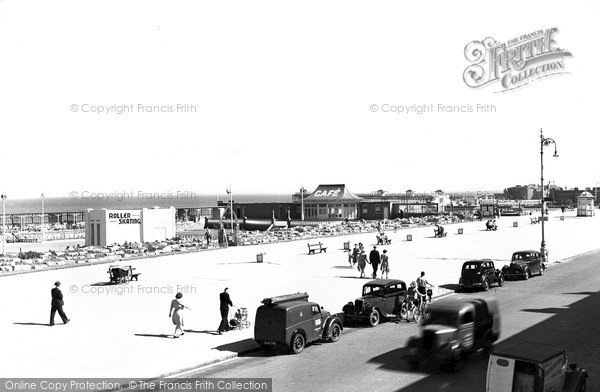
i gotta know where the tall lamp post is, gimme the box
[300,186,306,221]
[540,129,558,264]
[1,194,6,255]
[226,186,233,243]
[41,193,45,242]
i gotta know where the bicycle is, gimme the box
[413,287,434,322]
[400,297,420,323]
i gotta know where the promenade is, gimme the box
[1,210,598,379]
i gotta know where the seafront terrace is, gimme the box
[0,209,598,379]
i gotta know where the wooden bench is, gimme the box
[307,242,327,254]
[530,217,539,224]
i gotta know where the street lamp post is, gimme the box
[300,187,306,221]
[226,186,233,244]
[540,128,558,264]
[1,194,6,255]
[41,193,45,242]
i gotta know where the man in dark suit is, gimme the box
[369,246,381,279]
[50,281,70,326]
[217,288,233,334]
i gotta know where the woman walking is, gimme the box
[169,292,189,338]
[357,250,368,278]
[380,249,390,279]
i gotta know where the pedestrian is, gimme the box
[352,244,359,266]
[49,281,69,326]
[169,292,189,338]
[217,287,233,334]
[357,250,367,278]
[416,271,434,298]
[204,229,212,247]
[380,249,389,279]
[369,246,381,279]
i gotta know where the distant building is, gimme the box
[85,207,176,247]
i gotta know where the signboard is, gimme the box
[313,188,341,197]
[107,210,141,225]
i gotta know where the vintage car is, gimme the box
[458,260,504,291]
[486,342,588,392]
[254,292,343,354]
[342,279,407,327]
[502,250,545,280]
[406,296,501,371]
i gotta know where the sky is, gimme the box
[0,0,598,201]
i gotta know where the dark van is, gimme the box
[406,296,501,371]
[254,292,343,354]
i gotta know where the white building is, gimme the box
[85,207,176,247]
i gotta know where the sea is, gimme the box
[3,194,293,215]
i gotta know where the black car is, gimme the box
[342,279,407,326]
[502,250,545,280]
[458,260,504,291]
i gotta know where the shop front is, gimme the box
[302,184,363,220]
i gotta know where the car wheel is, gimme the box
[291,333,305,354]
[400,303,408,320]
[368,309,380,327]
[482,278,490,291]
[497,274,504,287]
[524,269,530,280]
[451,356,465,373]
[329,323,341,343]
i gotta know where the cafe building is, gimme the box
[302,184,363,220]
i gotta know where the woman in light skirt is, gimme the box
[169,292,189,338]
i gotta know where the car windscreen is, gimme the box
[462,263,479,271]
[424,310,458,326]
[362,285,384,297]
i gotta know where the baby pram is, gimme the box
[229,307,251,330]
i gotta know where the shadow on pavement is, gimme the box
[212,338,260,354]
[14,322,52,327]
[184,329,221,335]
[89,282,113,287]
[134,333,175,339]
[439,283,460,291]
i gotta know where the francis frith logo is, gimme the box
[463,28,572,92]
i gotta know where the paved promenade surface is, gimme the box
[1,210,598,379]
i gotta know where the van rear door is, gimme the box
[486,355,515,392]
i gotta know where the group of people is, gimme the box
[403,272,435,310]
[485,220,498,231]
[48,281,235,339]
[434,224,445,238]
[168,287,234,337]
[349,243,390,279]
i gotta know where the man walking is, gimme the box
[50,281,69,326]
[217,287,233,335]
[369,246,381,279]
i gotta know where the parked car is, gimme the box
[406,296,501,371]
[502,250,545,280]
[458,260,504,291]
[342,279,407,327]
[486,342,588,392]
[254,292,343,354]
